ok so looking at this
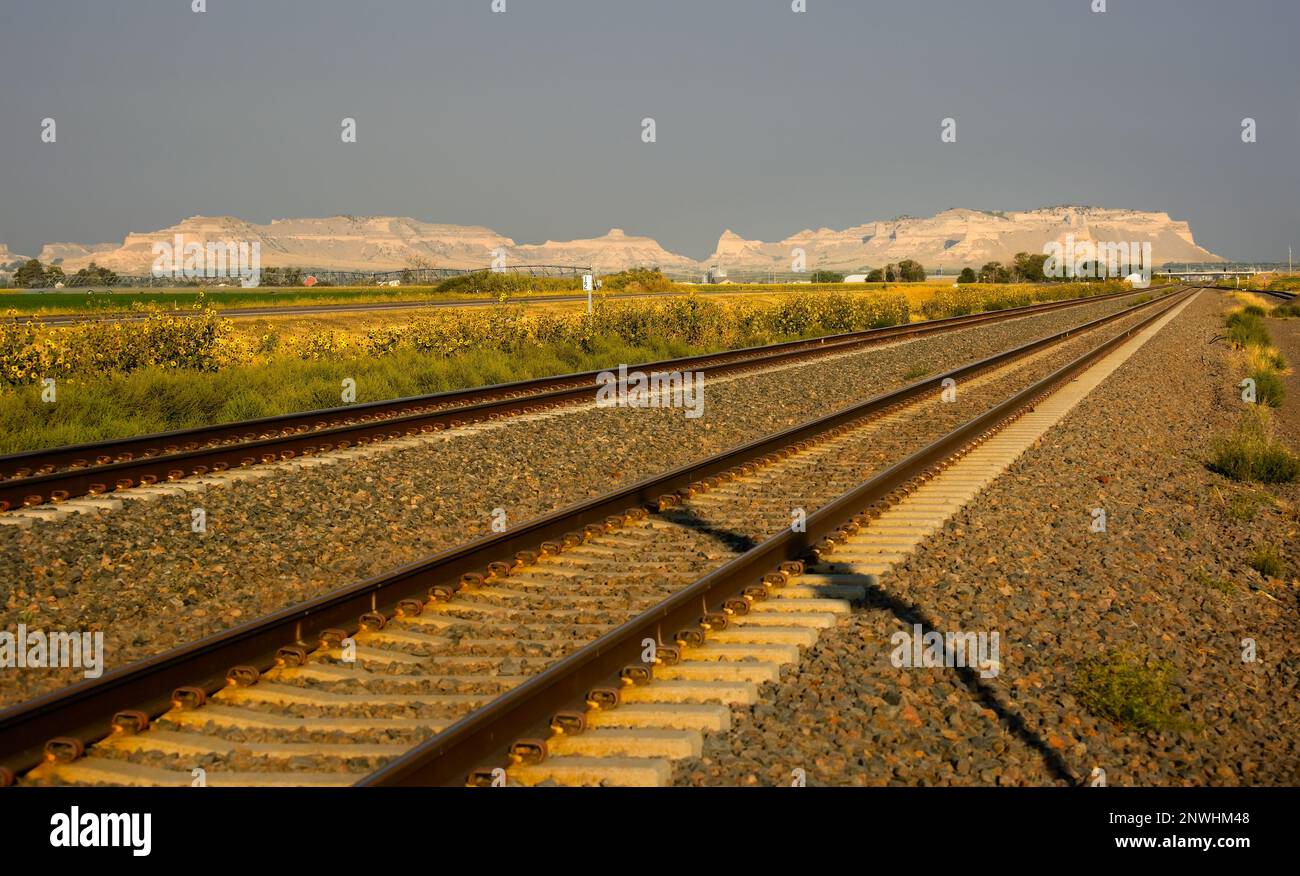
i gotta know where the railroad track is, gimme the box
[1216,285,1295,302]
[0,285,1165,514]
[0,286,1195,787]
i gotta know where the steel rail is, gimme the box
[0,287,1188,782]
[1198,282,1295,302]
[0,285,1167,511]
[361,286,1197,786]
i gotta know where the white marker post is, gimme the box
[583,273,594,314]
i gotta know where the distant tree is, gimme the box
[1012,252,1049,283]
[72,262,118,286]
[262,267,304,287]
[601,267,674,293]
[277,268,297,286]
[865,268,884,282]
[67,261,119,284]
[958,267,977,284]
[403,255,437,284]
[979,261,1011,284]
[1075,261,1104,281]
[809,270,844,283]
[13,259,46,288]
[45,265,65,285]
[897,259,926,282]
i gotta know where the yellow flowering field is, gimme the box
[1,290,910,386]
[0,282,1134,388]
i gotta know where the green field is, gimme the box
[0,336,699,454]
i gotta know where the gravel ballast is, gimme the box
[26,304,1169,782]
[677,291,1300,786]
[0,293,1160,706]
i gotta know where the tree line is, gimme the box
[2,259,316,289]
[7,259,119,288]
[808,252,1060,285]
[959,252,1052,284]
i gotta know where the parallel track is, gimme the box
[1213,284,1294,302]
[0,286,1192,786]
[368,286,1200,787]
[0,286,1163,512]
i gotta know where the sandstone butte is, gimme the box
[13,206,1222,277]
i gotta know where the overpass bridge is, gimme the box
[1159,268,1271,282]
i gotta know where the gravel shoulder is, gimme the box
[0,294,1154,705]
[677,291,1300,786]
[1264,314,1300,449]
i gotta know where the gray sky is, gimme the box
[1,0,1296,261]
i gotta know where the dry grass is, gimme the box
[1209,408,1300,484]
[1072,649,1188,733]
[1230,291,1278,312]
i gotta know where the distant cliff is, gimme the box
[24,206,1222,276]
[706,207,1222,272]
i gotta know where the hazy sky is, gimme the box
[2,0,1296,261]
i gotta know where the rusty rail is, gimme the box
[0,287,1190,783]
[362,288,1196,786]
[0,285,1166,512]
